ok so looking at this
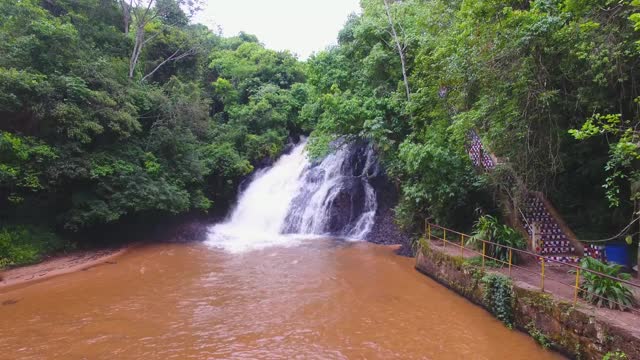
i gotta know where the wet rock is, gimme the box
[325,178,367,234]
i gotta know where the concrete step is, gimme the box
[542,254,581,265]
[542,240,571,247]
[540,247,575,255]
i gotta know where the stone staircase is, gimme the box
[521,193,581,264]
[468,130,495,170]
[466,130,605,264]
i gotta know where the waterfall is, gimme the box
[206,140,380,253]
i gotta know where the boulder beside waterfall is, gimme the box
[281,140,409,249]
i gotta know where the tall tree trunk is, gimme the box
[129,25,144,79]
[120,0,132,34]
[383,0,410,101]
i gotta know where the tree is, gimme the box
[119,0,202,80]
[118,0,133,34]
[383,0,410,101]
[0,0,307,264]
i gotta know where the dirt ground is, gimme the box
[0,247,128,293]
[429,239,640,338]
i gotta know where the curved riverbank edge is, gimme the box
[0,232,406,294]
[415,243,640,360]
[0,246,129,293]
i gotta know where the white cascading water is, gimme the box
[206,140,378,253]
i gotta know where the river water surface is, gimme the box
[0,240,563,359]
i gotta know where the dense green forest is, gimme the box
[1,0,640,266]
[0,0,310,265]
[303,0,640,239]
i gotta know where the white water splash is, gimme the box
[206,141,310,253]
[206,140,378,253]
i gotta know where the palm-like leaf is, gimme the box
[578,257,635,311]
[468,215,526,264]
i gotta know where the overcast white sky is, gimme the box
[193,0,361,59]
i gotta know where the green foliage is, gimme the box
[469,215,526,264]
[482,273,515,327]
[464,256,503,269]
[2,0,640,268]
[0,0,308,260]
[392,133,480,229]
[0,226,70,268]
[304,0,640,240]
[603,350,628,360]
[570,111,640,207]
[578,257,635,311]
[526,321,552,349]
[412,235,431,256]
[0,131,57,202]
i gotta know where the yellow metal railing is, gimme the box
[425,222,640,312]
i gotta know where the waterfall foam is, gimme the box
[206,140,379,253]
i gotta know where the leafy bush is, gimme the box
[392,137,479,229]
[412,235,430,256]
[603,351,628,360]
[468,215,526,264]
[526,321,552,349]
[464,256,503,269]
[0,226,70,268]
[579,257,635,311]
[482,273,515,327]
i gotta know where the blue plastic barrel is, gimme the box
[605,243,630,268]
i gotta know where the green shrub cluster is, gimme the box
[482,273,515,328]
[463,256,503,269]
[526,321,552,349]
[468,215,527,264]
[603,351,628,360]
[578,257,635,311]
[0,226,70,268]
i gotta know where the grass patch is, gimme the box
[464,256,504,268]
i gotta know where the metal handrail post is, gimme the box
[443,228,447,250]
[508,249,512,276]
[482,242,486,271]
[574,268,581,305]
[541,258,545,292]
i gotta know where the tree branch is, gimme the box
[141,47,197,82]
[383,0,410,101]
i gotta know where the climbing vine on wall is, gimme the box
[482,273,515,328]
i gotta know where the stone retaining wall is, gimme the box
[415,244,640,360]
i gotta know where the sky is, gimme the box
[193,0,362,59]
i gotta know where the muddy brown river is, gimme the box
[0,240,563,359]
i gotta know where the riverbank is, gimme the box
[416,239,640,359]
[0,246,128,292]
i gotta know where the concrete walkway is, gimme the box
[429,239,640,338]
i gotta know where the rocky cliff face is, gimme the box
[279,140,410,250]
